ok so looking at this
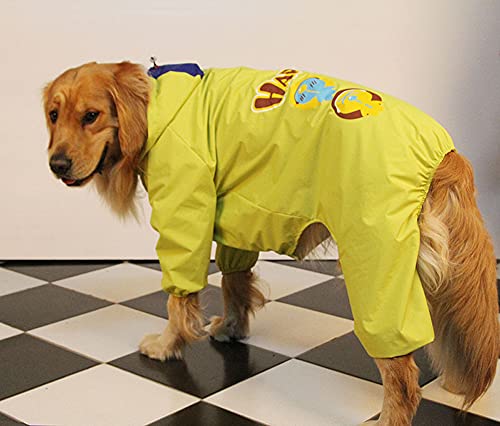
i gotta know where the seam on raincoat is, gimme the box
[170,127,213,172]
[415,147,455,217]
[228,191,312,222]
[144,75,204,160]
[224,193,339,259]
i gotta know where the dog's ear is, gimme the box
[42,81,51,108]
[42,82,51,126]
[109,62,151,164]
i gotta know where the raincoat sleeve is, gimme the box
[215,244,259,274]
[146,132,216,297]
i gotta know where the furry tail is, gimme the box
[418,151,499,409]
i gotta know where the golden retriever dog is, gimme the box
[43,62,499,425]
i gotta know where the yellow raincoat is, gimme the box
[142,64,455,358]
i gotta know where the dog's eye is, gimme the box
[49,110,58,124]
[82,111,100,126]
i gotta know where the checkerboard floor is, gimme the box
[0,260,499,425]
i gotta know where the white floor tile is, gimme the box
[244,301,353,357]
[29,305,167,362]
[422,359,500,421]
[208,260,332,300]
[207,359,383,426]
[0,364,198,426]
[53,262,162,302]
[0,323,22,340]
[0,268,46,297]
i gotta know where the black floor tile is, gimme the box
[132,261,161,272]
[0,334,97,400]
[298,332,437,386]
[122,285,224,325]
[278,278,353,320]
[0,284,111,330]
[111,339,289,398]
[413,398,500,425]
[4,261,118,282]
[149,402,265,426]
[122,290,168,318]
[274,259,341,276]
[0,412,26,425]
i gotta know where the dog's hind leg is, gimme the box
[372,353,421,426]
[209,245,265,342]
[417,151,499,409]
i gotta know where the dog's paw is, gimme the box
[209,317,231,342]
[208,316,248,342]
[139,333,182,361]
[361,421,378,425]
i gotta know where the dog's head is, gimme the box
[43,62,150,216]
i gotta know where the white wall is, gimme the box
[1,0,498,259]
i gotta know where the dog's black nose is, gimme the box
[50,153,72,176]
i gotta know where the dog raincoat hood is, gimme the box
[142,64,454,358]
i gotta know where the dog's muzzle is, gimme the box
[49,153,72,177]
[51,145,108,187]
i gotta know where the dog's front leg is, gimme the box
[140,293,205,361]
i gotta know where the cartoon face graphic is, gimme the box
[292,77,338,109]
[332,88,384,119]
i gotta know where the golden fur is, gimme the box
[44,62,150,218]
[375,354,421,425]
[44,62,499,425]
[418,152,499,410]
[209,271,266,342]
[140,294,205,361]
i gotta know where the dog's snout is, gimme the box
[50,153,72,176]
